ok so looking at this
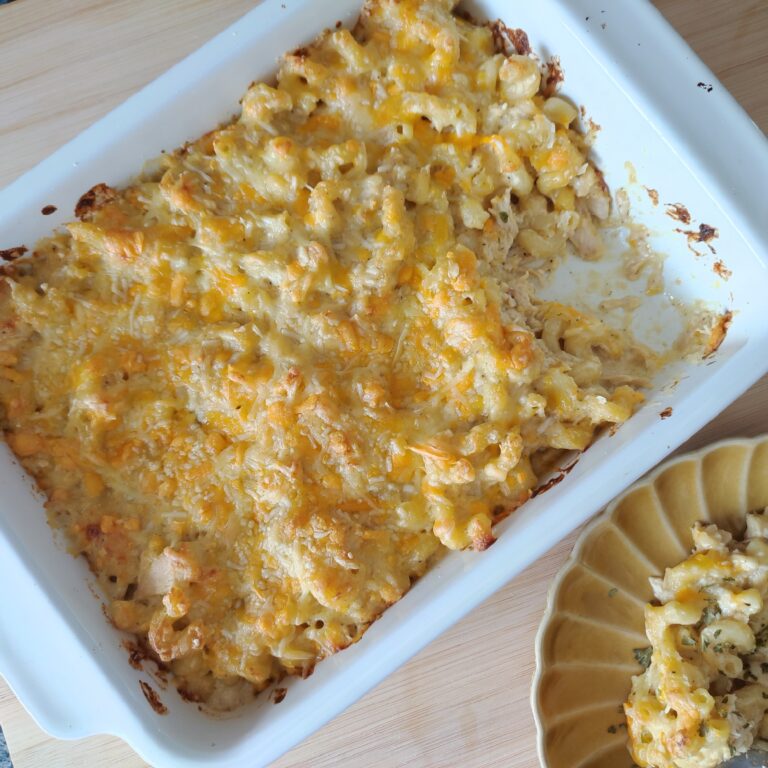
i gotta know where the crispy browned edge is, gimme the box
[542,57,564,98]
[704,311,733,358]
[713,260,732,280]
[644,187,659,206]
[490,20,531,56]
[74,183,117,220]
[140,681,168,715]
[0,246,27,262]
[531,459,580,498]
[665,202,692,224]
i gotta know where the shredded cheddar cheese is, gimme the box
[0,0,670,709]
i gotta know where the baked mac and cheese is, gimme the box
[0,0,700,708]
[626,515,768,767]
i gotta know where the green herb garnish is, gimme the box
[633,646,652,669]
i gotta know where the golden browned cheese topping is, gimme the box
[0,0,657,708]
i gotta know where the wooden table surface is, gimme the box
[0,1,766,766]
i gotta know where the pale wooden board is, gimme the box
[0,0,766,765]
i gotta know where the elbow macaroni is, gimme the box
[626,514,768,767]
[1,0,668,709]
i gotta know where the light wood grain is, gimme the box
[0,1,765,766]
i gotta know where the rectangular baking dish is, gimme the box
[1,1,767,767]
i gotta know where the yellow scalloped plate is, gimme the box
[531,436,768,768]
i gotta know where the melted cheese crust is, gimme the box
[1,0,656,708]
[626,517,768,768]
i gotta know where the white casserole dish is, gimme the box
[0,1,767,766]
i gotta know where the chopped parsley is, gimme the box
[498,211,509,223]
[633,646,652,669]
[608,587,618,598]
[681,635,696,647]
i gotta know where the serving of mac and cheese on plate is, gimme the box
[626,516,768,767]
[534,438,768,768]
[0,0,715,710]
